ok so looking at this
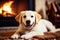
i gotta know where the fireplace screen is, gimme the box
[0,0,35,27]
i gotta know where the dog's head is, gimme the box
[15,11,41,30]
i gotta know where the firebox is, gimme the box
[0,0,35,27]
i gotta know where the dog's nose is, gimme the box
[26,20,30,25]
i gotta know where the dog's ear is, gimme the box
[35,12,42,23]
[15,13,22,23]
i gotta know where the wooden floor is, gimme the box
[0,27,60,40]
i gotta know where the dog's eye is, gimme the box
[23,16,26,18]
[31,16,33,18]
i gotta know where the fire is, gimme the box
[0,1,15,16]
[0,8,2,14]
[3,1,13,13]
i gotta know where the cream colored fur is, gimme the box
[11,11,60,39]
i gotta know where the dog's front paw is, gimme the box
[11,34,20,39]
[21,34,33,39]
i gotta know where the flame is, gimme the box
[0,8,2,14]
[2,1,13,13]
[0,1,15,16]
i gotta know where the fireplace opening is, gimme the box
[0,0,35,27]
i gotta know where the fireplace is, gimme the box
[0,0,35,27]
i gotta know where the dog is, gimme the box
[11,10,60,39]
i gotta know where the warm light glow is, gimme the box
[2,1,13,13]
[0,8,2,14]
[0,1,16,16]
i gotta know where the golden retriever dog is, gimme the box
[11,10,60,39]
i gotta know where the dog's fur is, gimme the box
[11,11,60,39]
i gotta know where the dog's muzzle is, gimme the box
[26,20,30,26]
[25,20,32,29]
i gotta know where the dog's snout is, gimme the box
[26,20,30,25]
